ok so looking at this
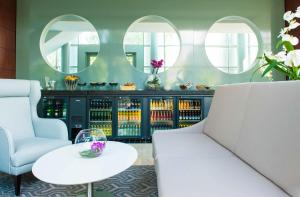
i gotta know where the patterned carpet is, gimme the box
[0,165,158,197]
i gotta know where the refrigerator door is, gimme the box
[117,97,142,137]
[40,96,68,122]
[88,98,113,137]
[178,97,202,128]
[149,97,174,136]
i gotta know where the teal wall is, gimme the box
[16,0,285,90]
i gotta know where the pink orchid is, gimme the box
[151,59,164,74]
[91,141,106,153]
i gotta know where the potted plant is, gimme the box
[145,59,164,90]
[254,6,300,80]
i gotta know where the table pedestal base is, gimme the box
[77,183,113,197]
[77,191,113,197]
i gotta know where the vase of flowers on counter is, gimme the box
[145,59,163,90]
[253,6,300,80]
[64,75,80,90]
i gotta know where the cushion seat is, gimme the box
[156,156,288,197]
[153,131,233,159]
[11,137,71,167]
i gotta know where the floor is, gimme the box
[131,143,154,165]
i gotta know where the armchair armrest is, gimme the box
[0,126,15,174]
[153,119,206,136]
[33,118,68,140]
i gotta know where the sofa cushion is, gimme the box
[203,83,251,151]
[11,137,71,167]
[156,156,288,197]
[153,132,233,159]
[234,81,300,197]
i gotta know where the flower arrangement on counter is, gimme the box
[254,6,300,80]
[151,59,164,74]
[64,75,80,90]
[145,59,164,90]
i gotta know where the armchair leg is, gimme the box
[14,175,21,196]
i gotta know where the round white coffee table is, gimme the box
[32,141,137,197]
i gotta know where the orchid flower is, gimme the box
[285,50,300,67]
[296,6,300,18]
[275,51,287,62]
[278,27,289,38]
[288,20,300,30]
[91,141,105,152]
[283,11,295,22]
[282,34,299,46]
[150,59,164,74]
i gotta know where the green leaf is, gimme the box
[261,55,279,77]
[262,64,276,77]
[250,63,268,81]
[276,40,294,52]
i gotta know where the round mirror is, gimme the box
[205,16,260,74]
[123,15,181,74]
[40,15,100,74]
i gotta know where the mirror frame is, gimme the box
[39,14,100,74]
[204,16,263,74]
[123,15,182,74]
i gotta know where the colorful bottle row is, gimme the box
[179,123,194,128]
[43,99,67,118]
[150,99,173,110]
[90,99,112,110]
[151,110,173,121]
[118,123,141,136]
[90,111,112,121]
[179,100,201,110]
[89,123,112,136]
[179,110,201,120]
[118,99,141,110]
[118,110,141,121]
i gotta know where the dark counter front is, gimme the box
[38,90,214,142]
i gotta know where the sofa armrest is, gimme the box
[0,126,15,174]
[153,119,206,136]
[33,118,69,140]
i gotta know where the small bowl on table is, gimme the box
[120,83,136,91]
[196,84,210,91]
[78,82,87,90]
[179,84,188,90]
[179,83,192,90]
[109,82,119,90]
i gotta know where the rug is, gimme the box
[0,165,158,197]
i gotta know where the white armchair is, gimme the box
[0,79,71,196]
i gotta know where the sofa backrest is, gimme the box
[0,79,41,143]
[204,81,300,197]
[203,83,252,150]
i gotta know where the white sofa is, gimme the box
[153,81,300,197]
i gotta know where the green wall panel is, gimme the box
[16,0,285,89]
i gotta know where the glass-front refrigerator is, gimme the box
[88,98,113,137]
[150,97,174,136]
[117,97,142,137]
[40,97,68,122]
[178,98,202,128]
